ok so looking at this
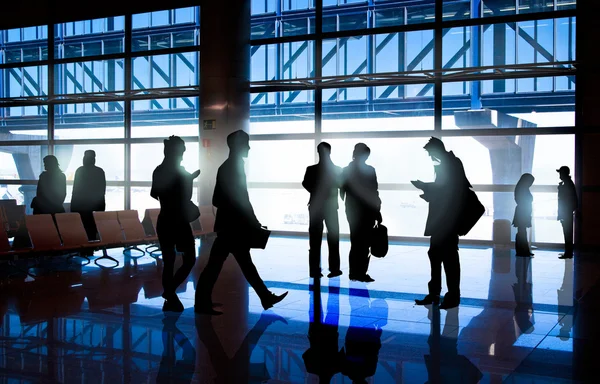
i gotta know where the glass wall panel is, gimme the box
[0,146,48,180]
[132,97,199,138]
[132,7,199,52]
[250,91,315,134]
[1,26,48,64]
[249,188,310,232]
[0,183,39,214]
[132,53,198,89]
[252,0,277,15]
[0,107,48,140]
[322,37,367,77]
[130,186,199,221]
[54,144,125,182]
[323,86,435,132]
[442,0,472,21]
[1,65,48,98]
[131,142,199,181]
[251,42,315,82]
[55,60,125,95]
[65,185,125,211]
[246,140,314,183]
[55,17,125,59]
[54,102,124,140]
[442,77,575,130]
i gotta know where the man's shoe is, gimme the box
[559,253,573,259]
[360,274,375,283]
[163,299,184,313]
[327,270,343,278]
[439,295,460,310]
[261,291,289,310]
[415,295,440,306]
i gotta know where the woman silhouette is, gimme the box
[32,155,67,215]
[512,173,535,257]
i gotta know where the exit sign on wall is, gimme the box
[203,120,216,130]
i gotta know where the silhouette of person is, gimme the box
[195,130,288,315]
[32,155,66,215]
[425,306,483,384]
[71,150,106,253]
[557,166,577,259]
[157,313,196,384]
[513,173,535,257]
[303,142,343,279]
[340,288,387,383]
[151,136,200,312]
[513,257,535,334]
[195,311,287,383]
[340,143,382,283]
[413,137,471,309]
[557,258,573,340]
[303,280,341,382]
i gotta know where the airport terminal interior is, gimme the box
[1,0,599,382]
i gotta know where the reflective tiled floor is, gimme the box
[0,237,598,383]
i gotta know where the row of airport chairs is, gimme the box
[0,206,216,271]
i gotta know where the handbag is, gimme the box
[458,189,485,236]
[185,200,201,223]
[370,223,388,258]
[250,226,271,249]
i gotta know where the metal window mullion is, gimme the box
[124,14,132,210]
[48,21,55,150]
[434,0,442,132]
[315,0,323,154]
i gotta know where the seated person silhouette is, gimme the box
[151,136,201,312]
[71,150,106,255]
[302,142,343,279]
[32,155,66,215]
[195,130,288,315]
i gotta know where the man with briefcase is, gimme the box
[195,130,288,315]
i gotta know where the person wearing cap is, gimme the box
[302,142,343,279]
[412,137,471,310]
[340,143,382,283]
[195,130,288,314]
[71,150,106,249]
[557,166,577,259]
[151,136,201,312]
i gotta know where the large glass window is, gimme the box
[1,6,201,219]
[249,1,577,244]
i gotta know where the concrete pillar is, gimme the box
[198,0,250,207]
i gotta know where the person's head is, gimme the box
[43,155,60,172]
[557,166,571,181]
[317,142,331,161]
[352,143,370,163]
[227,130,251,158]
[163,135,186,162]
[423,137,447,163]
[83,150,96,166]
[517,173,535,189]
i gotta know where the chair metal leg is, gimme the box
[123,245,145,258]
[146,244,162,259]
[94,249,119,269]
[66,252,91,266]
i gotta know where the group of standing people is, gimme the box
[29,131,579,314]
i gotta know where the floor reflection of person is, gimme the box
[195,312,286,383]
[303,280,341,383]
[157,313,196,384]
[557,259,574,340]
[425,306,482,384]
[340,287,387,383]
[513,257,535,334]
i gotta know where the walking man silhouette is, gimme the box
[151,136,200,312]
[303,142,342,279]
[195,130,288,315]
[557,166,577,259]
[413,137,471,309]
[71,150,106,254]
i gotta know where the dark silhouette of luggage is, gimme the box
[370,223,388,258]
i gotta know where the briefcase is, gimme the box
[458,189,485,236]
[370,223,388,258]
[250,226,271,249]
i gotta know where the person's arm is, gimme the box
[58,173,67,204]
[339,169,347,201]
[100,169,106,197]
[302,167,313,193]
[150,170,159,201]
